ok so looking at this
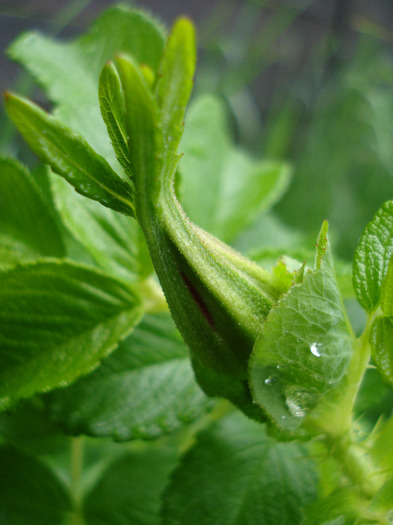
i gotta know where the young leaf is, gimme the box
[0,157,65,261]
[162,412,317,525]
[116,53,162,204]
[369,316,393,389]
[155,17,196,172]
[0,445,71,524]
[179,95,291,242]
[46,314,214,441]
[249,222,354,435]
[5,92,135,216]
[0,260,143,411]
[353,200,393,313]
[99,61,133,178]
[84,441,179,525]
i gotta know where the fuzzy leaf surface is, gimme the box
[99,61,132,178]
[353,200,393,313]
[249,223,353,435]
[0,260,142,410]
[0,445,71,524]
[162,412,317,525]
[5,93,135,216]
[179,95,291,242]
[46,314,214,441]
[155,17,196,173]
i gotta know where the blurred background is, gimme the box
[0,0,392,260]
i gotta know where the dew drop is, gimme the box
[310,342,322,357]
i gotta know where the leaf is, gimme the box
[84,441,178,525]
[0,157,65,261]
[155,17,196,172]
[380,255,393,316]
[353,200,393,313]
[0,260,143,411]
[46,313,214,441]
[51,176,152,281]
[0,445,71,524]
[300,489,362,525]
[116,54,161,202]
[99,61,132,178]
[249,222,354,435]
[5,92,135,216]
[370,316,393,389]
[369,477,393,519]
[162,412,317,525]
[179,95,291,242]
[8,6,165,160]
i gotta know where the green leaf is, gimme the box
[300,489,362,525]
[369,477,393,519]
[179,96,291,242]
[0,157,65,262]
[46,314,214,441]
[8,6,165,161]
[162,412,317,525]
[0,445,71,524]
[353,200,393,313]
[155,17,196,172]
[249,222,354,435]
[370,316,393,389]
[51,176,152,281]
[5,92,135,216]
[84,441,178,525]
[380,255,393,316]
[0,260,143,410]
[116,53,162,204]
[99,61,132,179]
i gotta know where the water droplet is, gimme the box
[310,342,322,357]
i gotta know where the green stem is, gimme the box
[70,437,84,523]
[310,312,385,499]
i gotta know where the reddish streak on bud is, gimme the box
[180,271,215,329]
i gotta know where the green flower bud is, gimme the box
[110,19,288,413]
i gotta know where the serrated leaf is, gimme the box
[370,316,393,389]
[162,412,317,525]
[51,176,152,281]
[249,223,354,435]
[179,95,291,242]
[0,260,143,410]
[5,93,135,216]
[353,200,393,313]
[46,313,214,441]
[8,6,165,161]
[0,157,65,262]
[84,441,178,525]
[99,61,132,178]
[0,445,71,524]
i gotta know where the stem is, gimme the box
[69,437,84,524]
[310,312,386,499]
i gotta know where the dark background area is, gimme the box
[1,0,393,259]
